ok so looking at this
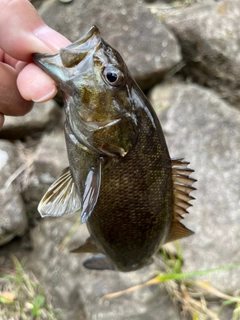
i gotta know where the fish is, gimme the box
[33,26,196,272]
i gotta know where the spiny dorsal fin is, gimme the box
[38,167,81,217]
[172,158,196,214]
[166,158,196,242]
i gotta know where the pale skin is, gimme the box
[0,0,71,129]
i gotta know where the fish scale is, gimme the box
[33,26,195,272]
[87,108,173,271]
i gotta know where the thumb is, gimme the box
[0,0,70,61]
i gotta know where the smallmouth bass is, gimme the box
[33,26,196,272]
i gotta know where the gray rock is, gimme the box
[30,0,44,9]
[161,0,240,107]
[21,123,69,219]
[209,303,235,320]
[0,100,62,140]
[25,213,180,320]
[38,0,181,90]
[0,140,27,245]
[150,82,240,292]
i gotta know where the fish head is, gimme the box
[33,26,138,157]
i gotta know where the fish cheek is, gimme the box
[92,116,138,157]
[77,85,123,122]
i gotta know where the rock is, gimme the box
[21,123,69,219]
[38,0,181,90]
[209,303,235,320]
[149,82,240,292]
[0,100,62,140]
[0,140,27,245]
[25,213,180,320]
[160,0,240,107]
[30,0,44,9]
[148,78,182,114]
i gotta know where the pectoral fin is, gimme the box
[81,158,103,223]
[38,167,81,217]
[71,238,115,270]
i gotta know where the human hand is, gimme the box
[0,0,71,129]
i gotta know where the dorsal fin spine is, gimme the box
[165,158,196,243]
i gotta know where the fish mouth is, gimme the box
[59,25,100,67]
[32,26,101,85]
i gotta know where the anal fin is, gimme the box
[70,237,100,253]
[71,238,115,271]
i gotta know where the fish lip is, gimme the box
[66,25,100,48]
[33,25,100,65]
[59,25,101,67]
[32,26,101,86]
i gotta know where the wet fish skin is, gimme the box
[33,26,195,272]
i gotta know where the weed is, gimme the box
[100,242,240,320]
[0,256,57,320]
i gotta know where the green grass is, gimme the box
[159,243,240,319]
[100,242,240,320]
[2,238,240,319]
[0,256,57,320]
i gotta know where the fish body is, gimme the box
[33,26,195,272]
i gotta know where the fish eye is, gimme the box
[106,72,118,83]
[103,66,124,87]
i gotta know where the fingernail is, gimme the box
[32,87,57,103]
[34,25,71,52]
